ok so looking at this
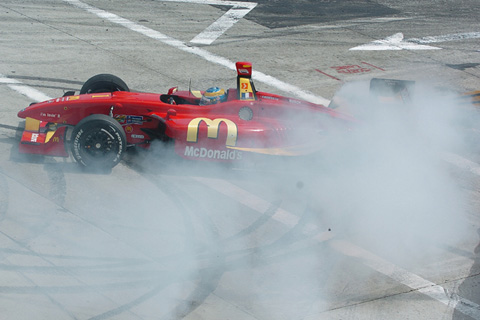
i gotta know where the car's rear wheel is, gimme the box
[71,114,126,169]
[80,74,129,94]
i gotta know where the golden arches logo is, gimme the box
[187,118,238,146]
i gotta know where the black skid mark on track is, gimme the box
[476,228,480,255]
[0,123,23,132]
[88,284,171,320]
[452,228,480,320]
[7,75,84,85]
[121,160,334,319]
[224,199,283,242]
[264,202,325,249]
[161,184,226,320]
[2,75,84,92]
[93,161,227,320]
[44,162,67,207]
[222,202,328,270]
[0,173,9,221]
[0,160,66,255]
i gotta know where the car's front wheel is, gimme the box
[71,114,126,169]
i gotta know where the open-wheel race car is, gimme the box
[17,62,356,169]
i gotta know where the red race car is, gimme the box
[17,62,354,169]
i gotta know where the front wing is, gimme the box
[18,117,69,157]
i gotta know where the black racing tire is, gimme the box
[71,114,126,169]
[80,74,129,94]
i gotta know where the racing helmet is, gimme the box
[200,87,227,105]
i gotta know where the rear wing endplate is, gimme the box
[236,61,256,101]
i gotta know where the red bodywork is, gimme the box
[17,62,354,162]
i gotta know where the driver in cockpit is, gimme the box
[200,87,227,105]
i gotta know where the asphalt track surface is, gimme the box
[0,1,480,319]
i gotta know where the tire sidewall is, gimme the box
[80,74,129,94]
[71,114,126,168]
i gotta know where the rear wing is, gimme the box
[328,78,416,109]
[330,78,480,110]
[236,61,256,101]
[369,78,415,103]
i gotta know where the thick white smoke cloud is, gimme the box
[305,80,472,263]
[136,79,476,318]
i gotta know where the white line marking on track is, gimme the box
[443,152,480,176]
[62,0,330,106]
[159,0,257,45]
[193,176,333,241]
[350,32,480,51]
[332,240,480,318]
[0,75,51,102]
[408,32,480,44]
[194,176,301,228]
[190,6,256,45]
[195,176,480,317]
[350,32,441,51]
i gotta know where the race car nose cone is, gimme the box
[17,108,27,119]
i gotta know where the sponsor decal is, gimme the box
[241,92,252,99]
[54,96,80,102]
[115,115,145,125]
[31,133,39,142]
[115,115,126,123]
[187,117,238,146]
[91,94,110,98]
[131,134,145,139]
[40,112,61,118]
[52,137,60,143]
[288,99,302,104]
[125,125,133,133]
[184,146,242,160]
[239,77,255,101]
[259,95,279,100]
